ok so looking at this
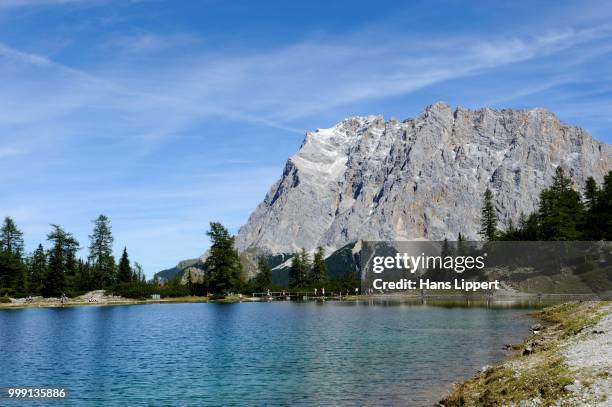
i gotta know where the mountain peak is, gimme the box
[236,105,611,254]
[424,101,453,113]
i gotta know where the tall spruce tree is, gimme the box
[583,176,601,239]
[0,217,24,258]
[28,244,47,295]
[300,248,311,274]
[600,171,612,239]
[203,222,244,294]
[505,219,517,239]
[0,250,26,295]
[186,269,194,294]
[0,217,26,294]
[12,261,28,297]
[88,215,115,287]
[479,188,498,241]
[522,213,540,240]
[44,225,79,297]
[289,252,305,289]
[132,262,145,283]
[309,247,328,286]
[117,247,132,284]
[537,167,584,240]
[76,259,93,292]
[255,256,272,291]
[584,177,599,212]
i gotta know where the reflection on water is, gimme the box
[344,297,564,309]
[0,302,536,406]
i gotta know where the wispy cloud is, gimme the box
[0,0,103,10]
[1,1,611,273]
[102,32,202,54]
[2,24,609,157]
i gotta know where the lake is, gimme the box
[0,301,536,406]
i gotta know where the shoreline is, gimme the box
[440,300,612,406]
[0,296,212,309]
[3,295,611,404]
[0,292,604,310]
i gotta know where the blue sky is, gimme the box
[1,0,611,276]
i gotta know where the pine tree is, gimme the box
[479,188,498,241]
[582,176,601,239]
[599,171,612,239]
[524,213,540,240]
[76,259,93,292]
[0,251,25,295]
[309,247,328,286]
[0,217,27,294]
[12,261,28,297]
[300,248,311,271]
[289,252,304,289]
[203,222,244,294]
[44,225,79,297]
[537,167,584,240]
[117,247,132,284]
[0,216,24,258]
[506,219,516,239]
[88,215,115,287]
[516,212,530,240]
[28,244,47,295]
[65,248,78,278]
[132,262,145,283]
[584,177,599,212]
[518,212,527,230]
[186,269,194,294]
[255,256,272,291]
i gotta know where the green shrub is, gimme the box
[209,293,226,300]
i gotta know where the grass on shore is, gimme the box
[537,301,607,339]
[440,301,608,406]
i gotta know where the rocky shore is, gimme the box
[0,290,214,308]
[440,301,612,406]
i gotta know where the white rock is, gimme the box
[236,103,612,254]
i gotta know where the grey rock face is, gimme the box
[236,102,611,254]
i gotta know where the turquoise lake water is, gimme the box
[0,301,535,406]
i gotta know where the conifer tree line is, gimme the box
[184,223,327,294]
[5,167,607,299]
[480,168,612,241]
[195,223,343,294]
[0,214,145,298]
[162,221,257,296]
[0,217,348,298]
[288,246,328,289]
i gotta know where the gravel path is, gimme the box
[561,304,612,406]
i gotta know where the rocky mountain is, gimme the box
[155,258,203,283]
[236,102,612,255]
